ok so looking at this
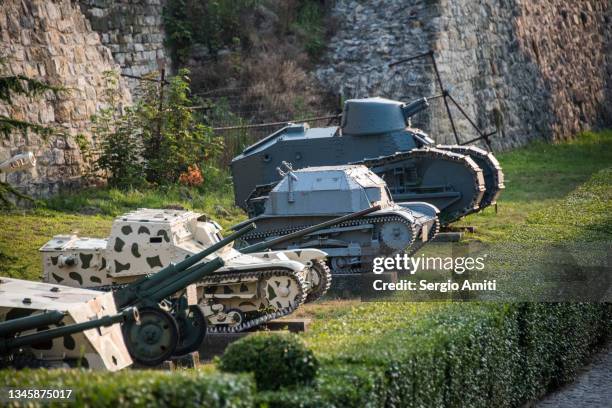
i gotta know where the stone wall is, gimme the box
[316,0,611,149]
[78,0,169,93]
[0,0,131,197]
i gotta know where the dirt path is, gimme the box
[537,342,612,407]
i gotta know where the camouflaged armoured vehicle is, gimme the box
[41,209,332,333]
[233,163,439,274]
[231,97,504,225]
[0,277,136,370]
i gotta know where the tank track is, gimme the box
[355,147,485,224]
[406,216,441,257]
[436,145,504,211]
[242,214,422,274]
[204,268,307,333]
[89,268,308,334]
[305,259,332,303]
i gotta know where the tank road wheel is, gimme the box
[226,309,245,327]
[122,306,179,366]
[305,260,332,303]
[173,305,207,356]
[330,256,353,274]
[264,276,301,309]
[379,221,414,252]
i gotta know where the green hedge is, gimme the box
[1,303,609,407]
[0,366,254,408]
[259,303,611,408]
[219,332,318,391]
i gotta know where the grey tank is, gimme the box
[231,97,504,225]
[233,164,439,274]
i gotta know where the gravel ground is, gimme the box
[537,342,612,407]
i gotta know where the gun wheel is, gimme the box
[122,306,178,366]
[173,305,207,356]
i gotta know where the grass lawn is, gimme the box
[0,129,609,295]
[456,130,612,242]
[0,180,244,280]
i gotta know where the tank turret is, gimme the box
[231,96,503,225]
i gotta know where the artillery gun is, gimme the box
[0,221,244,369]
[41,208,375,361]
[231,96,504,225]
[0,277,137,370]
[232,163,439,274]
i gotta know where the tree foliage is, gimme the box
[163,0,261,65]
[92,69,224,189]
[88,71,144,189]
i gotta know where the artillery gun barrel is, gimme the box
[1,307,138,354]
[0,152,36,174]
[0,310,65,338]
[241,205,382,254]
[114,223,256,308]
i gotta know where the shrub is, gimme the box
[136,68,224,185]
[218,333,319,391]
[0,366,254,408]
[259,303,612,407]
[90,72,144,189]
[89,69,224,189]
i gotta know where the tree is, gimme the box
[92,68,224,189]
[136,68,223,185]
[0,61,62,207]
[90,71,144,189]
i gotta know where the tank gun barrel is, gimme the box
[0,152,36,174]
[241,205,381,254]
[114,223,256,308]
[0,307,138,354]
[401,98,429,120]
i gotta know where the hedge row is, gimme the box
[0,366,254,408]
[1,303,609,407]
[259,303,612,408]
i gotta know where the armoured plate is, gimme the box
[0,277,131,370]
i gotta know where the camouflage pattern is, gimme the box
[41,209,329,331]
[0,277,131,370]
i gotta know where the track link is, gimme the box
[89,268,308,334]
[203,268,307,333]
[243,214,428,274]
[355,147,485,224]
[436,145,504,211]
[305,259,332,303]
